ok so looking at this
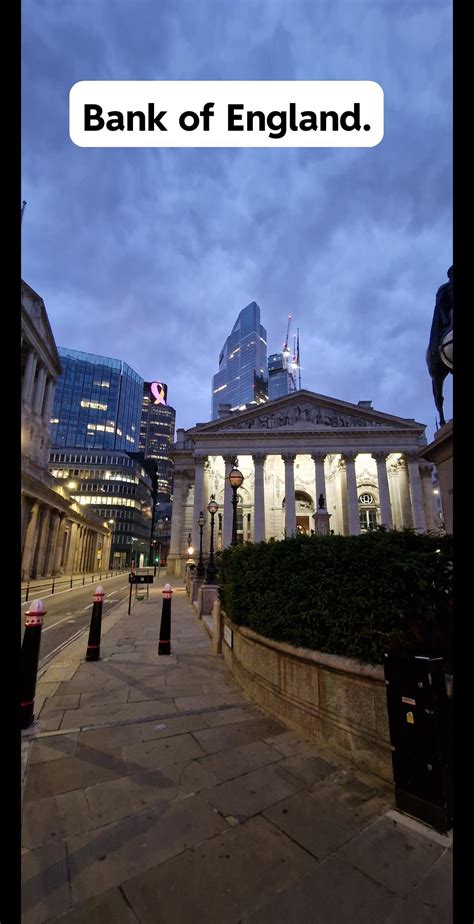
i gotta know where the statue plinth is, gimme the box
[313,509,331,536]
[419,420,453,534]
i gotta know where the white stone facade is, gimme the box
[167,391,438,576]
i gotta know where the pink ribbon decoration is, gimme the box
[151,382,166,405]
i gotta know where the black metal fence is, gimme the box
[22,568,129,602]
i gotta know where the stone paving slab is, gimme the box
[21,579,453,923]
[121,814,318,924]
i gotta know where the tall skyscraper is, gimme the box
[139,381,176,503]
[51,348,143,452]
[49,348,152,567]
[211,301,268,419]
[268,352,295,400]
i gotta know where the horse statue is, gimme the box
[426,266,453,427]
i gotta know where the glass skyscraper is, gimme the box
[51,348,143,451]
[268,351,295,400]
[139,381,176,503]
[211,302,268,419]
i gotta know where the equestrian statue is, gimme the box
[426,265,453,427]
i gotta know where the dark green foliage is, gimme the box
[218,529,452,668]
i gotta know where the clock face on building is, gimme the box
[150,382,168,405]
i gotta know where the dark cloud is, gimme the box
[22,0,452,434]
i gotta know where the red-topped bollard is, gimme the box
[158,583,173,656]
[85,585,105,662]
[21,599,46,729]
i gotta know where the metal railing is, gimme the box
[22,568,129,602]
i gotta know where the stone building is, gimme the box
[167,390,438,576]
[21,280,111,579]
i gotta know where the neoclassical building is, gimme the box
[21,280,111,579]
[167,390,438,576]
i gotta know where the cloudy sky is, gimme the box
[22,0,452,438]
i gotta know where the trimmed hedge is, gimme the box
[218,529,453,668]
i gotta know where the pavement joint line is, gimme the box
[21,701,253,739]
[385,809,453,846]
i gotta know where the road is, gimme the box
[20,573,131,666]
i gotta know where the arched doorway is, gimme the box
[283,491,315,535]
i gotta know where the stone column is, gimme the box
[42,377,55,424]
[311,453,327,507]
[252,454,266,542]
[22,350,37,405]
[66,522,78,572]
[53,515,68,573]
[406,454,428,532]
[192,456,207,551]
[72,525,83,572]
[21,501,41,578]
[281,453,296,536]
[341,453,360,535]
[222,455,235,548]
[21,495,34,553]
[34,507,52,577]
[43,511,61,575]
[168,472,186,574]
[372,452,393,529]
[396,458,413,527]
[32,365,47,416]
[419,463,439,531]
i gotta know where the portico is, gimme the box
[167,391,438,575]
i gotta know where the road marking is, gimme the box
[106,592,116,597]
[42,614,79,632]
[39,630,83,666]
[20,574,127,606]
[84,604,93,610]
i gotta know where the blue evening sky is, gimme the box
[22,0,452,437]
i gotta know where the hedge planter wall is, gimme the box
[219,529,453,672]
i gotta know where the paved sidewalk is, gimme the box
[21,578,453,923]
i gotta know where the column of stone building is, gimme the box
[419,463,439,531]
[43,511,61,576]
[22,350,37,404]
[21,495,35,553]
[32,365,47,417]
[52,514,68,573]
[21,501,41,578]
[341,453,360,535]
[192,455,207,552]
[397,458,414,527]
[72,525,83,572]
[86,530,95,571]
[282,454,297,536]
[41,377,55,425]
[78,527,88,572]
[167,472,186,574]
[33,506,52,577]
[252,454,266,542]
[406,453,428,532]
[222,455,235,547]
[387,463,402,527]
[372,453,393,528]
[311,453,327,506]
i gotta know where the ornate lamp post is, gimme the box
[228,468,244,546]
[204,496,219,584]
[196,511,206,579]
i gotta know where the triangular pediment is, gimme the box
[22,280,62,373]
[189,390,424,435]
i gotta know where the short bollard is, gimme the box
[85,585,105,662]
[158,583,173,656]
[21,599,46,730]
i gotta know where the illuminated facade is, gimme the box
[49,449,152,568]
[51,348,143,452]
[211,302,268,419]
[268,352,294,400]
[138,381,176,503]
[21,281,112,579]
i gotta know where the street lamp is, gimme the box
[196,511,206,579]
[204,495,219,584]
[228,467,244,546]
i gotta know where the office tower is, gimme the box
[49,348,151,567]
[138,381,176,503]
[211,301,268,419]
[268,351,294,400]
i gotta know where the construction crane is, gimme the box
[282,315,292,359]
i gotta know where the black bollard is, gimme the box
[158,583,173,656]
[85,585,105,661]
[21,599,46,730]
